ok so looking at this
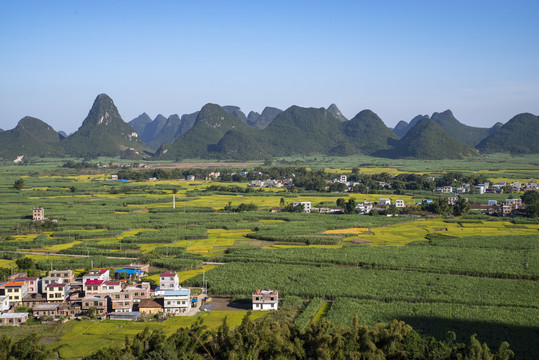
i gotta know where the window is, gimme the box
[115,295,120,299]
[124,294,129,299]
[7,289,12,293]
[117,302,122,306]
[167,301,171,305]
[93,301,98,306]
[109,286,114,290]
[182,301,185,305]
[140,292,145,296]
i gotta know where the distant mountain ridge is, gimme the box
[375,117,477,159]
[1,93,537,160]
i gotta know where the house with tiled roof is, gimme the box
[13,277,39,294]
[46,282,70,302]
[138,298,163,315]
[0,281,29,305]
[159,270,180,292]
[84,279,105,295]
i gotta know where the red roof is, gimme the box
[104,281,120,286]
[47,283,66,288]
[85,280,104,286]
[92,269,109,274]
[160,270,177,277]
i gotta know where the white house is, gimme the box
[378,198,391,206]
[163,290,191,314]
[395,199,405,208]
[340,175,347,183]
[292,202,311,213]
[83,269,110,283]
[159,271,180,292]
[252,289,278,311]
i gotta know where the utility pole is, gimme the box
[173,193,176,209]
[202,267,206,295]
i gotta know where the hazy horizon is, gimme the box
[1,1,538,133]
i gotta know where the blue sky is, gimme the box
[1,1,538,133]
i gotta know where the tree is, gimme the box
[345,199,357,214]
[453,197,470,216]
[13,178,24,190]
[521,190,539,205]
[15,257,36,270]
[336,198,346,208]
[279,197,285,207]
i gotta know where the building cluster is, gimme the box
[0,264,194,326]
[470,198,525,217]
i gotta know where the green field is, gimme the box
[0,157,537,359]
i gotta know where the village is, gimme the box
[0,263,278,326]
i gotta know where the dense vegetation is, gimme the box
[81,312,514,360]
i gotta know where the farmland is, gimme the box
[0,156,538,359]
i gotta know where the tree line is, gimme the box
[83,312,513,360]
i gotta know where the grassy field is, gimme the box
[0,157,537,359]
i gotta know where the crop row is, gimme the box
[183,262,538,308]
[294,297,324,331]
[325,298,539,360]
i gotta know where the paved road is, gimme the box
[16,250,134,259]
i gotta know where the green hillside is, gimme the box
[341,109,399,153]
[261,106,344,156]
[431,110,491,146]
[374,117,477,159]
[157,103,255,159]
[477,113,539,154]
[0,116,64,159]
[61,94,149,158]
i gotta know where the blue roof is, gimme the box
[163,290,190,296]
[115,269,144,275]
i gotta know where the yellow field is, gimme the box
[43,241,82,252]
[145,265,218,284]
[323,219,539,246]
[56,311,266,359]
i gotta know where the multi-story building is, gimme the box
[252,289,278,311]
[159,271,180,291]
[83,269,110,283]
[292,202,311,213]
[110,291,134,312]
[33,207,44,221]
[163,290,191,314]
[395,199,405,208]
[124,282,151,303]
[82,295,109,317]
[41,270,74,292]
[84,280,105,295]
[13,277,39,294]
[46,283,70,302]
[0,281,29,304]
